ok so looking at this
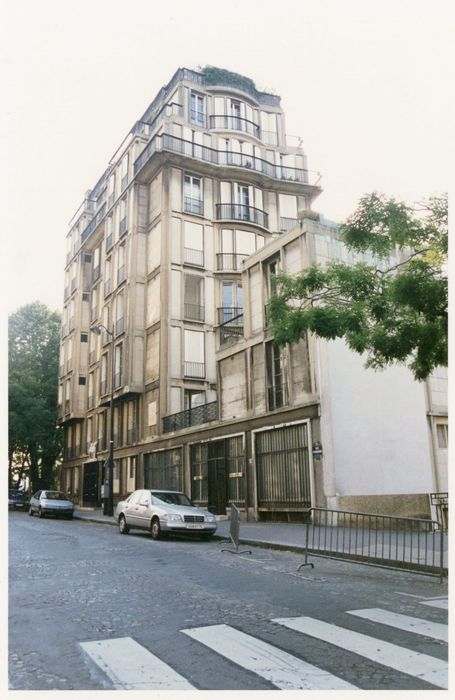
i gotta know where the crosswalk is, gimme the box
[80,601,448,691]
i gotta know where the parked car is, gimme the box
[8,490,29,511]
[115,489,217,539]
[29,490,74,519]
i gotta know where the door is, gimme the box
[207,442,228,515]
[83,462,99,507]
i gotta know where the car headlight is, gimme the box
[166,513,183,522]
[205,515,216,523]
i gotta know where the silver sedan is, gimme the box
[115,489,217,540]
[29,490,74,519]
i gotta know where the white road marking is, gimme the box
[272,616,448,689]
[420,598,448,610]
[346,608,448,642]
[182,623,356,690]
[79,637,195,690]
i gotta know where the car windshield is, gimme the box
[44,492,69,501]
[152,492,193,507]
[10,492,25,499]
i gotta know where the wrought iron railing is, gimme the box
[184,247,204,267]
[216,253,248,271]
[279,217,299,232]
[217,307,243,324]
[133,133,321,187]
[163,401,218,433]
[209,114,260,139]
[81,203,106,244]
[184,361,205,378]
[216,203,269,229]
[184,303,205,322]
[267,382,289,410]
[184,196,203,215]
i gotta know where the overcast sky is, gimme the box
[1,0,452,317]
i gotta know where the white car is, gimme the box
[29,490,74,519]
[115,489,217,540]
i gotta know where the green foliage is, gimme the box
[8,302,62,491]
[201,66,265,100]
[268,193,447,381]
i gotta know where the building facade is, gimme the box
[58,66,447,520]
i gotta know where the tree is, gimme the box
[8,302,62,492]
[267,193,447,381]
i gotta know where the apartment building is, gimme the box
[59,66,446,521]
[58,66,322,516]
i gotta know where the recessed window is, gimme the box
[436,424,448,449]
[80,333,88,343]
[78,376,86,386]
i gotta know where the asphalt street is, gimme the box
[9,510,448,692]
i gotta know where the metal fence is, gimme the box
[299,508,448,580]
[221,504,251,555]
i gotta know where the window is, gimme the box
[144,448,183,491]
[100,354,108,395]
[184,389,205,410]
[265,257,279,298]
[92,247,101,283]
[80,333,88,343]
[184,275,204,321]
[220,281,243,323]
[82,292,90,302]
[184,175,203,215]
[125,400,137,444]
[119,198,127,236]
[190,92,205,126]
[107,173,115,208]
[117,244,126,284]
[106,217,113,251]
[236,184,250,220]
[115,293,124,335]
[184,221,204,266]
[120,154,128,191]
[436,424,448,449]
[78,375,86,385]
[184,329,205,378]
[114,344,123,388]
[266,341,288,410]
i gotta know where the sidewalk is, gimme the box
[74,507,309,552]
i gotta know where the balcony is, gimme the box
[216,203,269,229]
[163,400,217,433]
[279,217,299,232]
[209,114,260,139]
[134,133,321,188]
[81,203,106,245]
[267,382,289,411]
[184,303,205,322]
[216,253,248,271]
[184,196,203,216]
[218,308,244,346]
[184,247,204,267]
[184,361,205,379]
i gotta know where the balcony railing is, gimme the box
[279,217,299,232]
[184,247,204,267]
[81,203,106,244]
[216,253,248,271]
[134,133,321,187]
[184,303,205,322]
[216,203,269,229]
[209,114,261,139]
[184,196,204,215]
[267,382,289,411]
[184,361,205,379]
[217,307,244,325]
[163,400,218,433]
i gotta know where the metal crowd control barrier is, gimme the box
[298,508,448,581]
[221,503,252,555]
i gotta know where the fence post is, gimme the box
[297,510,314,571]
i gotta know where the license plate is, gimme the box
[186,524,204,529]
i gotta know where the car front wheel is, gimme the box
[118,515,129,534]
[150,517,161,540]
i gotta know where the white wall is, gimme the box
[322,338,433,496]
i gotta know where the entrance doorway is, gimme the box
[83,462,100,507]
